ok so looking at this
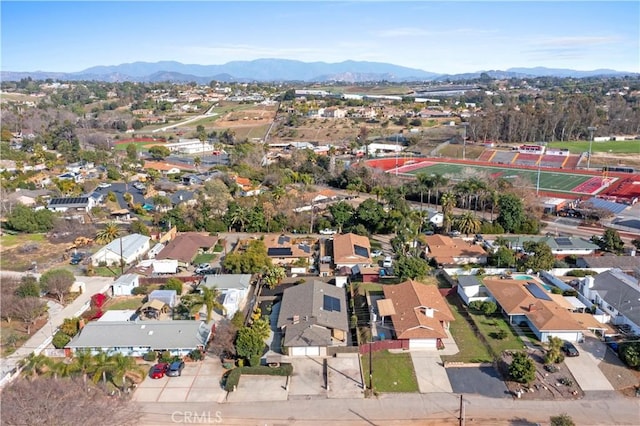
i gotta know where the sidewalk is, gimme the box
[0,274,114,387]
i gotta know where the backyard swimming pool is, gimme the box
[512,275,535,280]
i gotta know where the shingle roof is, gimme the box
[424,235,487,264]
[332,233,371,265]
[201,274,251,290]
[277,281,348,332]
[382,280,454,340]
[66,321,211,350]
[483,279,584,332]
[592,269,640,327]
[156,232,217,263]
[96,233,150,260]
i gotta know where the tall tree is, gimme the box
[454,212,481,236]
[95,222,121,244]
[40,269,75,304]
[497,193,525,233]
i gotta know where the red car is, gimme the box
[150,363,169,379]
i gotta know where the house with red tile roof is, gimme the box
[380,280,455,350]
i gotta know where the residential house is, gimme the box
[576,256,640,275]
[142,160,194,175]
[155,232,217,268]
[264,234,315,267]
[3,188,51,208]
[483,278,584,342]
[232,176,262,197]
[579,269,640,335]
[332,233,372,270]
[96,310,137,322]
[503,236,600,257]
[423,235,488,266]
[170,190,196,208]
[47,196,96,213]
[323,107,346,118]
[110,274,140,296]
[380,280,455,350]
[199,274,252,319]
[91,233,151,266]
[65,320,212,357]
[277,281,349,356]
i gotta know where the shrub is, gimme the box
[550,414,575,426]
[162,278,183,294]
[224,364,294,392]
[350,314,358,329]
[481,301,497,315]
[509,351,536,384]
[159,350,173,363]
[618,341,640,369]
[565,270,595,277]
[189,349,204,361]
[493,329,507,340]
[52,331,71,349]
[132,286,149,296]
[143,351,157,362]
[249,355,261,367]
[468,300,484,311]
[91,293,107,309]
[224,368,242,391]
[551,287,563,294]
[231,311,245,328]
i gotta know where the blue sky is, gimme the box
[1,1,638,74]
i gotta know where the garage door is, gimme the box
[291,346,320,356]
[547,332,582,343]
[409,339,436,350]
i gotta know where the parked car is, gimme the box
[166,360,185,377]
[448,230,461,237]
[150,362,169,379]
[562,341,579,357]
[132,182,146,190]
[97,182,111,189]
[319,228,337,235]
[382,256,393,268]
[195,263,211,274]
[371,249,383,257]
[69,253,84,265]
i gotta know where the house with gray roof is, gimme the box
[502,235,599,256]
[47,196,95,213]
[200,274,252,319]
[579,269,640,336]
[576,255,640,274]
[65,320,212,357]
[276,281,348,356]
[90,233,151,266]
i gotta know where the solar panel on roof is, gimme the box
[49,197,88,205]
[323,294,341,312]
[299,244,311,253]
[354,245,369,258]
[277,235,290,245]
[525,282,552,301]
[268,247,292,256]
[555,237,572,246]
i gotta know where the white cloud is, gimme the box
[534,36,619,47]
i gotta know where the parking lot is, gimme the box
[133,358,227,403]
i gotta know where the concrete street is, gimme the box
[0,272,114,387]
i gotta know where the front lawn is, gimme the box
[360,350,419,393]
[193,253,216,265]
[92,266,119,277]
[442,295,492,363]
[469,311,526,355]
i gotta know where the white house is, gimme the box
[456,275,488,305]
[148,289,178,308]
[47,196,96,213]
[199,274,252,319]
[111,274,140,296]
[91,233,151,266]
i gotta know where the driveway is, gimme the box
[446,366,510,398]
[564,337,613,391]
[225,375,288,402]
[327,354,364,399]
[289,357,326,398]
[133,358,227,403]
[410,352,452,393]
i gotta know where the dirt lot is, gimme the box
[598,346,640,394]
[0,237,72,272]
[499,349,584,400]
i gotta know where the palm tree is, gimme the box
[194,156,201,172]
[431,174,449,206]
[455,212,482,236]
[91,350,113,386]
[95,222,120,244]
[415,172,434,209]
[202,286,225,323]
[440,192,457,233]
[73,348,95,388]
[20,353,50,380]
[110,353,138,393]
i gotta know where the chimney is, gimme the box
[424,307,434,318]
[528,304,537,312]
[293,315,299,324]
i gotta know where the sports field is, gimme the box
[400,161,609,195]
[546,140,640,154]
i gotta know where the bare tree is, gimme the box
[12,297,46,334]
[39,269,75,304]
[1,377,140,426]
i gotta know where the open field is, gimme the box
[402,161,604,195]
[547,140,640,154]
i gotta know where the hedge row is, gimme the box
[224,364,293,392]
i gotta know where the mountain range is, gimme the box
[1,59,636,83]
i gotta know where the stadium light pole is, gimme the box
[461,122,469,161]
[587,126,597,170]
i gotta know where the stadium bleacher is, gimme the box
[491,151,518,164]
[514,153,542,167]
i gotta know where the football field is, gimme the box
[401,161,607,195]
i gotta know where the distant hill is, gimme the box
[1,59,636,83]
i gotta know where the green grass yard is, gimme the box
[105,296,145,311]
[405,162,598,194]
[193,253,216,265]
[468,312,526,355]
[442,295,493,363]
[360,350,419,393]
[547,140,640,154]
[0,233,46,247]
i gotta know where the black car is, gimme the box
[166,360,185,377]
[562,341,579,357]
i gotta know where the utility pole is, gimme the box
[459,394,465,426]
[461,122,469,161]
[369,305,374,392]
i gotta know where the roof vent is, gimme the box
[148,330,153,335]
[293,315,299,324]
[141,325,146,329]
